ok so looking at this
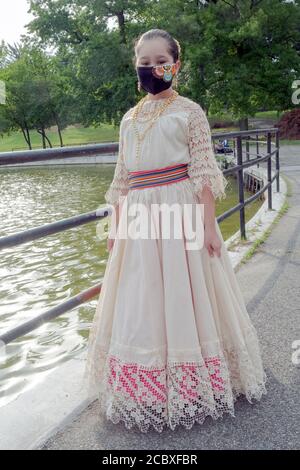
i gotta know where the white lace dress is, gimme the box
[83,94,267,433]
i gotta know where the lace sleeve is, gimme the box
[104,115,129,207]
[187,104,228,201]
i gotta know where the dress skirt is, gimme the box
[83,177,267,433]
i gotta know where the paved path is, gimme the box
[40,145,300,450]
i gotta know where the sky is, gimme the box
[0,0,34,45]
[0,0,116,46]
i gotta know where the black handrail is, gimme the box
[0,284,101,345]
[0,208,111,250]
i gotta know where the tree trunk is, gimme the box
[21,125,32,150]
[55,119,63,147]
[37,128,52,149]
[116,10,126,44]
[239,117,249,130]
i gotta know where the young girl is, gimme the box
[83,29,267,433]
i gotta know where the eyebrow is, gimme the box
[139,55,168,60]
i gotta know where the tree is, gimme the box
[182,0,300,128]
[0,44,77,149]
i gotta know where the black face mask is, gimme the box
[136,63,176,95]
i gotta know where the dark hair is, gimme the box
[133,29,181,67]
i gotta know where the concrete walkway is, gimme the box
[39,145,300,450]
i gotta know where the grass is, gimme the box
[216,176,264,240]
[210,110,284,121]
[232,174,291,267]
[0,124,120,152]
[253,110,284,119]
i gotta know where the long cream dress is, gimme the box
[83,93,267,433]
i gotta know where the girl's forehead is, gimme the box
[137,38,171,58]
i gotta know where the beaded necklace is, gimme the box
[131,90,179,169]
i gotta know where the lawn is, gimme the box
[0,124,120,152]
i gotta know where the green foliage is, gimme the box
[0,0,299,148]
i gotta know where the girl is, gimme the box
[83,29,267,433]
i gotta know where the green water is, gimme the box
[0,165,262,406]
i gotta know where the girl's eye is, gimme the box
[141,61,167,66]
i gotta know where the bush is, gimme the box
[276,109,300,139]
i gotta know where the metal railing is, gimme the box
[214,128,280,238]
[0,127,280,345]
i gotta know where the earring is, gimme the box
[173,74,178,89]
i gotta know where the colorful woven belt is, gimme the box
[128,163,189,189]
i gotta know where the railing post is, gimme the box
[267,132,273,210]
[275,130,280,193]
[256,134,259,168]
[246,137,250,161]
[236,135,246,240]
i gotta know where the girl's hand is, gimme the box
[204,227,222,258]
[107,236,115,252]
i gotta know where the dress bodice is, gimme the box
[122,95,191,172]
[104,94,228,206]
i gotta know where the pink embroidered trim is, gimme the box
[106,355,225,405]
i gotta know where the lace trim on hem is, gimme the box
[96,356,267,433]
[100,382,269,434]
[83,344,267,433]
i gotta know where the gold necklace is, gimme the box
[131,90,179,170]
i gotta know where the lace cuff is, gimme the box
[187,104,228,201]
[104,117,129,207]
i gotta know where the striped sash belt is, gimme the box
[128,163,189,190]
